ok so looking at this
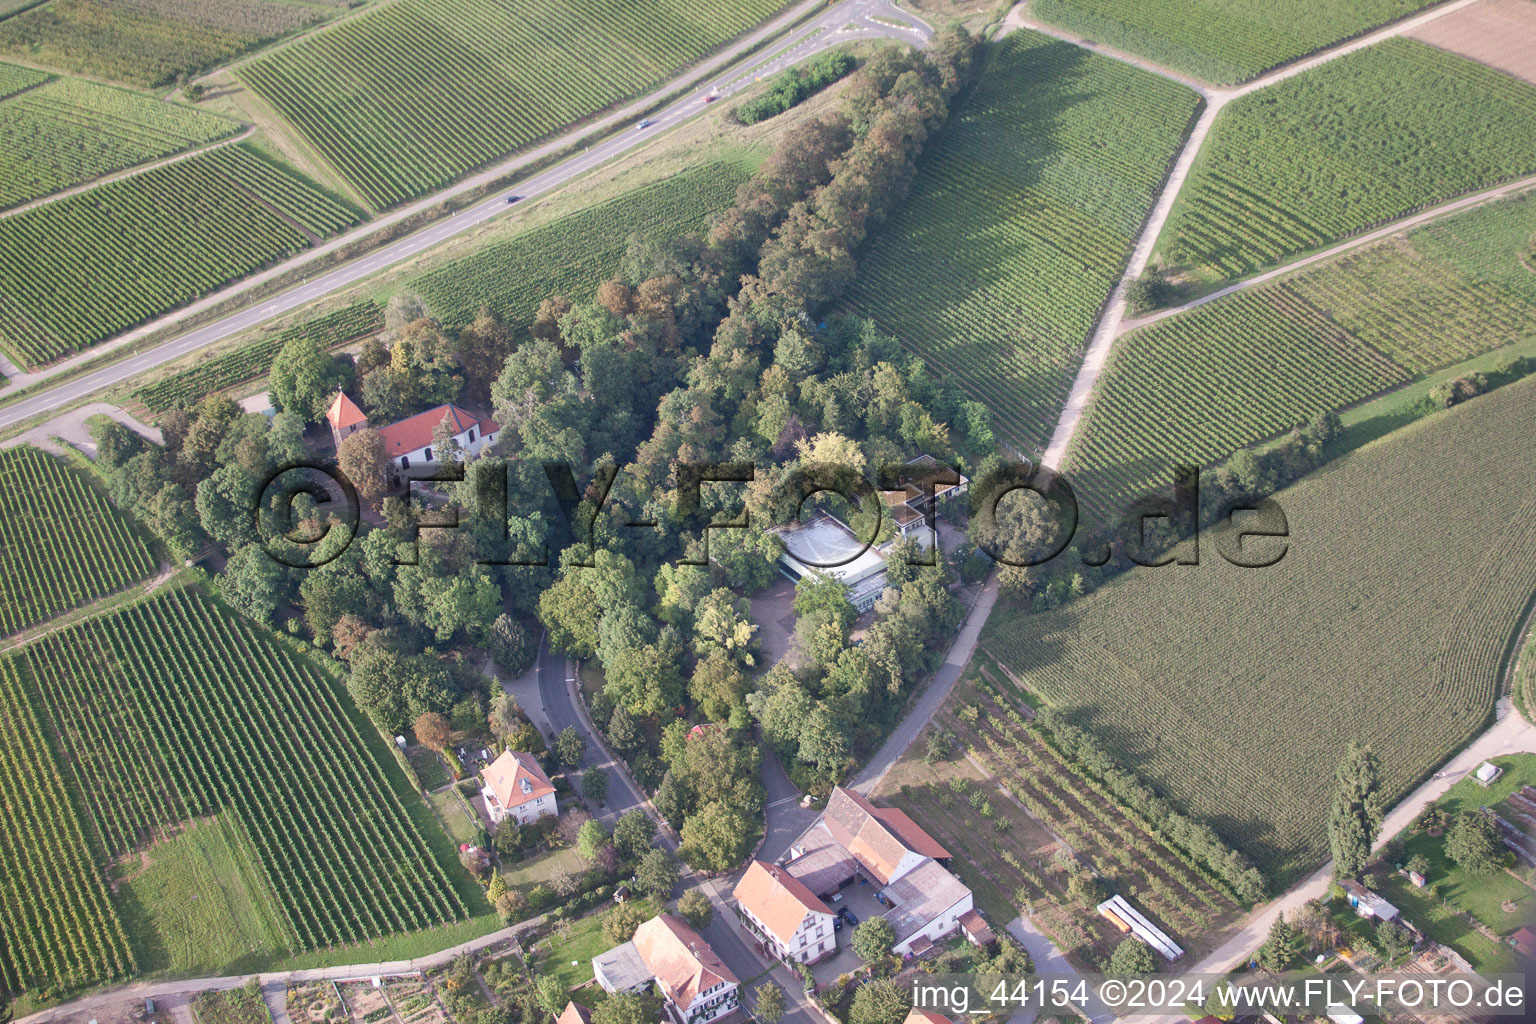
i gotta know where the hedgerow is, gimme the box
[238,0,791,209]
[133,300,382,412]
[0,143,359,369]
[1160,39,1536,282]
[846,30,1198,448]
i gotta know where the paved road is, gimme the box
[0,0,928,428]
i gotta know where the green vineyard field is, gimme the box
[0,77,240,210]
[0,60,47,99]
[986,375,1536,881]
[845,30,1199,448]
[0,658,134,997]
[1031,0,1439,84]
[0,445,157,638]
[0,143,360,369]
[133,300,382,413]
[0,0,331,89]
[238,0,790,209]
[412,161,749,329]
[13,585,471,971]
[1068,189,1536,520]
[1160,39,1536,282]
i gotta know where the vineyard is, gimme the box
[0,143,360,368]
[0,0,331,88]
[0,658,134,997]
[0,445,157,638]
[1031,0,1440,84]
[238,0,791,209]
[412,161,749,329]
[15,584,471,961]
[986,375,1536,881]
[0,60,47,99]
[0,76,240,209]
[1160,39,1536,282]
[1068,189,1536,520]
[845,30,1199,448]
[879,667,1241,963]
[134,300,382,412]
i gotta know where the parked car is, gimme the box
[832,916,843,932]
[840,907,858,926]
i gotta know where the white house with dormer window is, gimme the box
[479,750,556,825]
[594,914,738,1024]
[733,860,836,965]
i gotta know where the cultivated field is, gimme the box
[877,663,1243,965]
[1031,0,1440,84]
[239,0,791,209]
[987,375,1536,882]
[133,300,382,412]
[845,30,1199,448]
[1408,0,1536,86]
[1068,189,1536,520]
[0,143,359,368]
[1159,39,1536,283]
[0,77,240,209]
[0,658,134,997]
[0,0,333,88]
[10,584,471,978]
[0,445,157,637]
[412,160,750,329]
[0,59,48,98]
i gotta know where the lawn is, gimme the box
[427,789,483,847]
[504,846,587,892]
[987,375,1536,884]
[1157,39,1536,284]
[1031,0,1440,84]
[534,898,657,995]
[846,29,1199,448]
[114,814,292,977]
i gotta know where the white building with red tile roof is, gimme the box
[325,392,499,481]
[732,860,836,965]
[782,786,972,958]
[325,391,368,448]
[480,750,556,825]
[594,913,739,1024]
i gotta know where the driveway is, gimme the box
[1003,917,1114,1024]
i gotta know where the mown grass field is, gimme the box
[0,142,359,368]
[113,814,292,977]
[1,583,481,999]
[412,160,751,329]
[845,30,1199,449]
[1159,39,1536,283]
[0,76,241,210]
[1069,189,1536,521]
[0,445,157,637]
[239,0,791,209]
[1031,0,1439,84]
[986,375,1536,883]
[0,0,334,89]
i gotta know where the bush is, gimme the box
[734,50,857,124]
[677,888,713,929]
